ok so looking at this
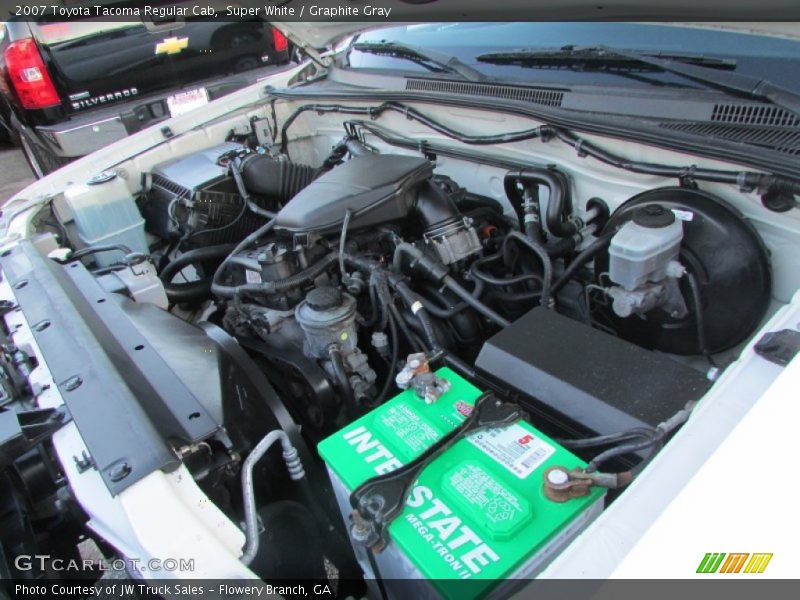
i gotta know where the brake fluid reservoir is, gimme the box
[608,204,683,290]
[319,368,605,599]
[62,172,148,268]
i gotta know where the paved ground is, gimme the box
[0,145,35,206]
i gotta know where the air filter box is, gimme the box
[140,143,262,245]
[475,307,711,436]
[318,368,604,599]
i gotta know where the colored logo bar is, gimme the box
[697,553,773,574]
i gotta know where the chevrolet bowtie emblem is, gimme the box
[155,36,189,56]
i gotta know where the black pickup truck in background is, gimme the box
[0,17,290,177]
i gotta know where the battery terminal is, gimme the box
[395,353,451,404]
[543,466,633,502]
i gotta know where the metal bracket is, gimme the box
[0,406,70,469]
[349,393,527,551]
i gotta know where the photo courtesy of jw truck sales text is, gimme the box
[0,1,799,599]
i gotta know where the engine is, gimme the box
[138,138,770,446]
[20,131,771,590]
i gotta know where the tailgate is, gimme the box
[31,18,280,114]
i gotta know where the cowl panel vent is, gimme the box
[711,103,799,127]
[405,78,563,107]
[660,121,800,156]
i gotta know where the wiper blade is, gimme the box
[477,46,737,71]
[478,46,800,118]
[600,46,800,119]
[352,41,486,82]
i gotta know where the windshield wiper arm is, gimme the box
[478,46,800,118]
[352,41,486,82]
[477,46,737,71]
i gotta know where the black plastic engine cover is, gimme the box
[476,307,710,435]
[274,154,433,234]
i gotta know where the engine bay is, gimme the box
[1,94,794,591]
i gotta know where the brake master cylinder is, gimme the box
[318,368,605,599]
[607,204,687,318]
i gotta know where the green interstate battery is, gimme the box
[318,368,605,599]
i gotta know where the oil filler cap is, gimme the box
[306,286,343,311]
[632,204,675,228]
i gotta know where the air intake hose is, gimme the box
[239,155,319,201]
[414,181,462,231]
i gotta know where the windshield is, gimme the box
[348,23,800,92]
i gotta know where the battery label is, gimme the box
[380,404,441,453]
[467,423,554,479]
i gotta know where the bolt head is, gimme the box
[547,468,569,486]
[63,376,83,391]
[108,462,132,482]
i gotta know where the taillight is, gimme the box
[272,29,288,53]
[4,38,60,109]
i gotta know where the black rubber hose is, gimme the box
[484,289,542,303]
[687,271,718,367]
[374,312,400,405]
[239,154,318,200]
[164,280,212,304]
[211,218,277,298]
[328,345,357,417]
[160,243,238,283]
[213,252,338,299]
[470,253,542,287]
[442,275,512,327]
[504,168,576,238]
[391,243,509,327]
[546,235,577,258]
[503,231,552,308]
[391,242,449,282]
[388,303,423,353]
[550,230,617,296]
[343,253,479,379]
[418,279,485,319]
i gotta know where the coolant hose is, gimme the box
[164,280,212,305]
[504,168,577,238]
[240,430,305,566]
[160,243,238,283]
[212,252,338,299]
